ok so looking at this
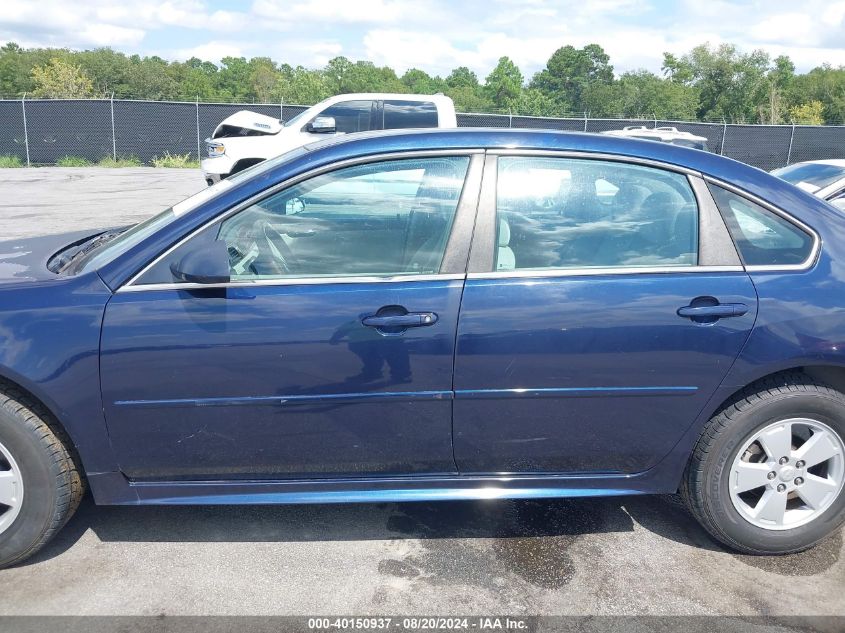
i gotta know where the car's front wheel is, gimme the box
[684,372,845,554]
[0,387,84,568]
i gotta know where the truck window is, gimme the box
[312,100,376,134]
[383,100,439,129]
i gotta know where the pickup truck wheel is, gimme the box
[683,373,845,554]
[0,388,84,568]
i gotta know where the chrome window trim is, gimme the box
[486,149,701,177]
[118,273,467,293]
[467,265,745,281]
[119,149,484,292]
[703,175,821,272]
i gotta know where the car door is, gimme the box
[100,153,482,480]
[452,153,759,475]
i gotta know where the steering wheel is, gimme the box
[258,219,296,274]
[228,218,294,276]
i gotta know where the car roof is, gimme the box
[320,93,452,103]
[302,127,760,184]
[788,159,845,168]
[601,126,709,142]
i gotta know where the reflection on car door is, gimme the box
[453,154,758,475]
[100,154,480,480]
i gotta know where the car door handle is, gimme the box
[362,312,438,328]
[677,303,749,319]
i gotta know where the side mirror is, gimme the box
[307,116,336,134]
[170,240,231,285]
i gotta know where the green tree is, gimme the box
[760,55,795,124]
[278,65,330,104]
[124,55,178,100]
[788,65,845,124]
[582,70,699,119]
[168,58,219,100]
[401,68,447,94]
[484,56,524,110]
[512,87,558,116]
[75,48,132,97]
[789,101,825,125]
[446,66,479,89]
[216,56,252,101]
[31,57,95,98]
[444,85,492,112]
[531,44,613,113]
[248,57,282,102]
[662,43,771,122]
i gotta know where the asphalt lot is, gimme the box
[0,167,842,618]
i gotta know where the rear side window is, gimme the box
[494,156,699,271]
[313,100,375,134]
[383,100,438,129]
[708,184,815,266]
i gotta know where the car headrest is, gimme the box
[498,218,511,247]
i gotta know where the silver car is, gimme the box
[771,160,845,210]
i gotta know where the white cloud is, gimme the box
[749,13,816,46]
[822,1,845,31]
[78,24,146,47]
[252,0,405,24]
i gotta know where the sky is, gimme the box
[1,0,844,78]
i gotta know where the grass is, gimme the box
[97,155,142,167]
[56,155,92,167]
[150,151,199,168]
[0,155,23,168]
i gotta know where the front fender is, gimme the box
[0,272,117,475]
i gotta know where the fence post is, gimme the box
[195,96,201,162]
[280,99,284,122]
[720,119,727,156]
[583,112,588,132]
[786,121,796,166]
[21,93,30,167]
[109,93,117,160]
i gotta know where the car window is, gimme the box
[494,157,699,271]
[382,100,438,129]
[310,100,376,134]
[708,185,814,266]
[212,157,469,280]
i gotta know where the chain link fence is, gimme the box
[1,98,843,170]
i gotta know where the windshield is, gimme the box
[771,163,845,193]
[284,109,312,128]
[70,146,309,274]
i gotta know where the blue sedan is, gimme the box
[0,129,844,566]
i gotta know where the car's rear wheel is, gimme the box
[683,373,845,554]
[0,387,84,568]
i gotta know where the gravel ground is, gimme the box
[0,167,842,619]
[0,167,204,239]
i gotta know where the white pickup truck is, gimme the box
[202,93,458,185]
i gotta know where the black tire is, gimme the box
[0,387,84,568]
[683,372,845,554]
